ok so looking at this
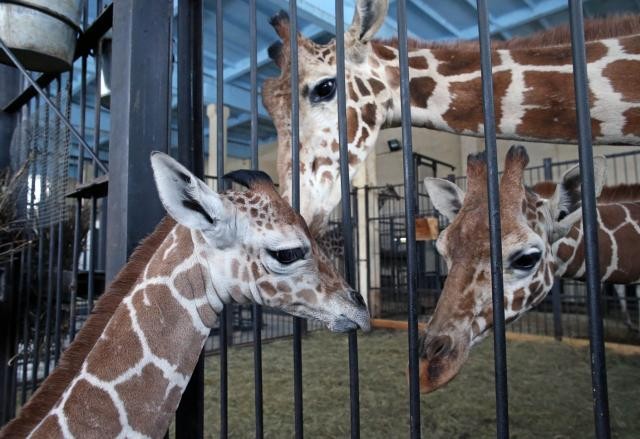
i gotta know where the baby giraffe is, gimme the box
[417,145,634,393]
[0,153,369,438]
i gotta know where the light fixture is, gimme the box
[387,138,401,152]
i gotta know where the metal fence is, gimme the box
[0,0,624,438]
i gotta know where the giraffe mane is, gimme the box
[374,14,640,51]
[531,181,640,203]
[0,216,177,438]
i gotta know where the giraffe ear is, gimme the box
[550,156,607,221]
[346,0,388,60]
[150,152,235,236]
[424,177,465,222]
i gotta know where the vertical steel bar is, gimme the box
[364,186,371,307]
[44,222,55,377]
[93,30,102,177]
[543,158,564,341]
[288,1,304,437]
[22,230,33,403]
[476,1,510,437]
[13,249,25,408]
[69,197,81,340]
[215,1,229,438]
[395,0,421,436]
[567,1,610,436]
[87,197,96,312]
[175,0,205,437]
[32,97,43,392]
[54,218,63,365]
[334,1,360,437]
[249,0,264,436]
[106,0,171,282]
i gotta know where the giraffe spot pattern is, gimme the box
[115,364,170,438]
[132,284,203,376]
[85,311,143,382]
[63,379,122,438]
[29,414,63,438]
[603,59,640,102]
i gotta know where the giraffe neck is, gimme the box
[553,202,640,284]
[372,33,640,145]
[19,224,243,438]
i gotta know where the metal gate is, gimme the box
[0,0,625,438]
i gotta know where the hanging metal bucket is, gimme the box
[0,0,82,73]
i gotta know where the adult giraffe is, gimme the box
[418,145,640,393]
[262,0,640,232]
[0,153,369,438]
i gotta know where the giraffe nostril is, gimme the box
[349,290,366,308]
[425,335,453,361]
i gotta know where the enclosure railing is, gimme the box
[0,0,618,438]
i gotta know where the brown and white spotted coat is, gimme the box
[0,153,369,439]
[534,181,640,330]
[418,145,558,393]
[262,0,640,232]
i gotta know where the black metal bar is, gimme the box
[32,99,44,392]
[175,0,205,437]
[214,1,229,438]
[567,1,611,436]
[287,1,304,437]
[21,230,33,403]
[543,158,564,341]
[105,0,172,282]
[13,248,25,410]
[43,223,55,377]
[2,3,113,113]
[334,1,360,437]
[476,1,509,437]
[0,38,108,174]
[0,65,19,168]
[394,0,421,436]
[364,186,372,309]
[249,0,264,436]
[53,217,63,365]
[87,197,96,312]
[69,198,81,340]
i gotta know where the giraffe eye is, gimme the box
[310,78,336,103]
[510,249,542,271]
[268,247,307,265]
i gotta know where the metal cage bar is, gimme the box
[287,2,305,438]
[175,0,206,437]
[249,0,265,436]
[394,1,422,437]
[476,1,510,436]
[335,2,361,437]
[567,1,611,437]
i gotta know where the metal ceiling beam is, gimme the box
[410,2,462,38]
[520,0,552,28]
[459,0,575,39]
[463,0,512,39]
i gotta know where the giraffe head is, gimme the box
[416,145,606,393]
[150,152,370,332]
[262,0,390,232]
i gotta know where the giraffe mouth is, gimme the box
[330,316,360,332]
